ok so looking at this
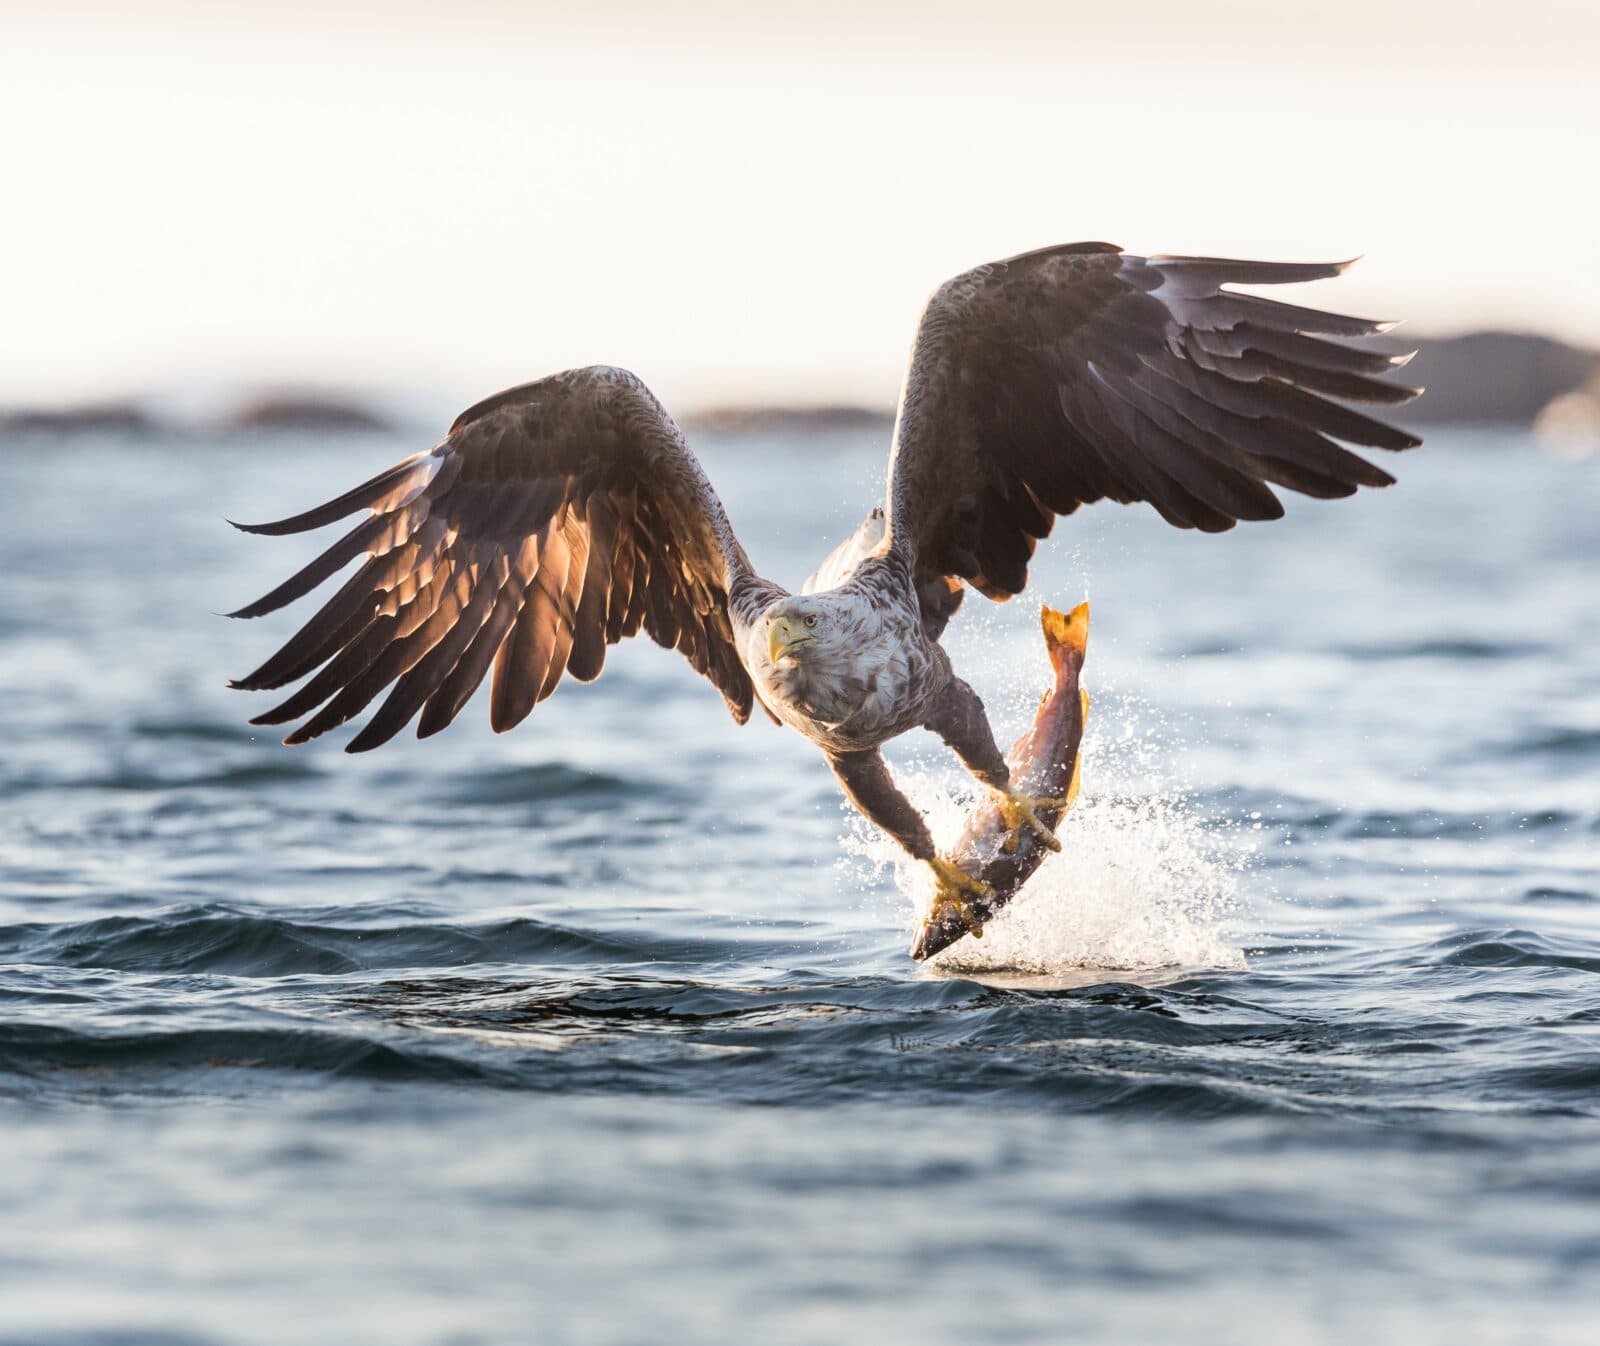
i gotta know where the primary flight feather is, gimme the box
[230,242,1420,926]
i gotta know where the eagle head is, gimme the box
[754,589,907,741]
[760,592,878,706]
[766,594,854,668]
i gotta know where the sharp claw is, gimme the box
[926,856,993,937]
[929,893,984,937]
[994,787,1065,854]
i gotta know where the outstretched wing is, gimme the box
[886,242,1421,601]
[229,365,758,750]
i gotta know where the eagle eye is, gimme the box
[804,614,818,629]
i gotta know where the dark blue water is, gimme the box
[2,426,1596,1344]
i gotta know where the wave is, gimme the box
[1332,637,1551,662]
[1430,928,1600,975]
[129,717,257,743]
[0,973,1333,1115]
[1174,636,1551,663]
[1519,885,1595,905]
[5,760,324,794]
[1494,726,1600,760]
[3,944,1595,1119]
[0,906,746,978]
[1190,789,1588,841]
[435,761,663,807]
[0,1021,499,1087]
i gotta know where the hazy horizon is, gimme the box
[8,2,1598,411]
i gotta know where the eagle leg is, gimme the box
[923,676,1066,856]
[827,748,993,933]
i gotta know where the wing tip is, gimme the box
[488,700,530,735]
[1147,253,1362,283]
[228,515,310,537]
[345,717,406,753]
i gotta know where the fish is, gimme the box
[910,601,1090,961]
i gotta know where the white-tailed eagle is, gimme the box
[230,243,1419,928]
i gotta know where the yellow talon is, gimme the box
[993,786,1070,855]
[926,855,993,937]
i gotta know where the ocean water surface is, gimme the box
[1,424,1596,1344]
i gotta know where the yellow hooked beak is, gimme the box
[768,615,814,664]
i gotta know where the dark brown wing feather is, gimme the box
[229,365,757,750]
[886,243,1421,602]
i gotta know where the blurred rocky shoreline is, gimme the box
[0,391,403,441]
[5,330,1597,446]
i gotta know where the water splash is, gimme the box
[842,688,1251,975]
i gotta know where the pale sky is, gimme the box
[5,2,1598,410]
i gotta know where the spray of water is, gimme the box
[841,686,1252,975]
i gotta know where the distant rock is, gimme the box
[0,401,160,437]
[685,404,893,437]
[225,392,394,434]
[1397,331,1600,426]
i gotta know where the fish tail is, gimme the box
[1040,601,1090,675]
